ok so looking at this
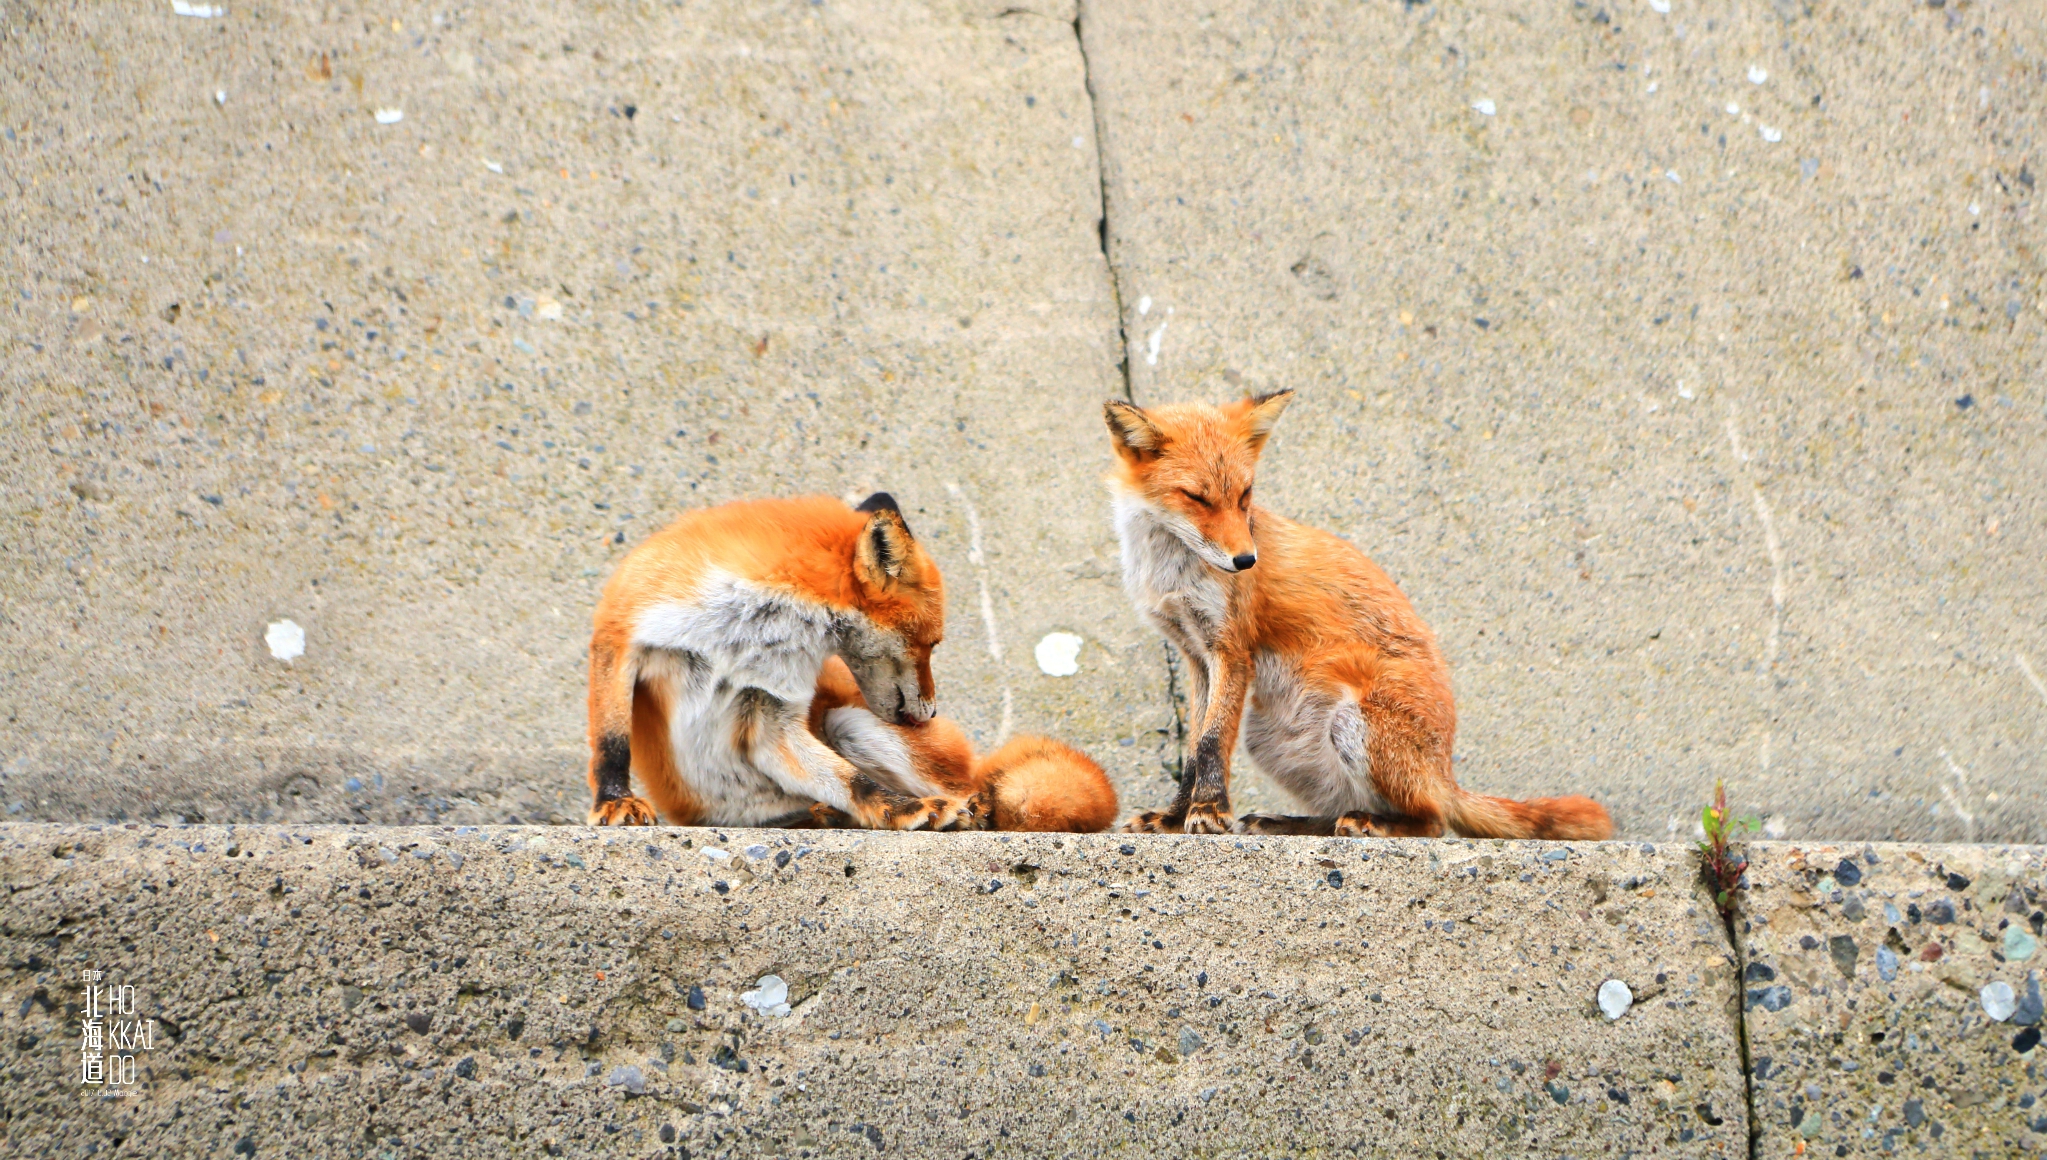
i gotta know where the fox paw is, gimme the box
[1333,811,1379,839]
[1119,809,1184,835]
[589,796,658,826]
[807,803,857,829]
[1182,803,1235,835]
[889,794,990,832]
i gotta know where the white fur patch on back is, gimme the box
[631,569,840,703]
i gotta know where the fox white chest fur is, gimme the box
[1112,492,1228,651]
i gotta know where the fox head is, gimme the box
[841,492,944,725]
[1102,390,1294,573]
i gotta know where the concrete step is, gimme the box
[3,824,1751,1157]
[4,1,2044,842]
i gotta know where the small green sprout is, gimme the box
[1697,779,1759,920]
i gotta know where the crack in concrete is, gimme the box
[1072,2,1183,795]
[1071,6,1133,404]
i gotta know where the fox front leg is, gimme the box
[1179,653,1252,835]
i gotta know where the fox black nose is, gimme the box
[1231,553,1257,571]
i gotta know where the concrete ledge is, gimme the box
[1735,842,2047,1158]
[2,825,1745,1157]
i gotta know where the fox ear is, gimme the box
[854,491,913,538]
[1243,389,1294,452]
[855,506,914,587]
[1103,400,1166,462]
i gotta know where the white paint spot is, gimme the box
[265,619,305,662]
[1677,381,1694,400]
[945,481,1012,742]
[1747,65,1768,85]
[535,295,563,321]
[1762,814,1787,839]
[1938,748,1977,842]
[1759,125,1783,144]
[1144,310,1170,366]
[742,975,791,1018]
[1072,135,1085,148]
[1649,0,1671,13]
[1597,979,1633,1021]
[214,89,226,105]
[1968,202,1980,216]
[1035,632,1083,677]
[1666,170,1682,184]
[1726,102,1740,116]
[1472,98,1496,117]
[1646,81,1659,94]
[2018,654,2047,707]
[172,0,224,16]
[374,108,405,125]
[1137,296,1152,316]
[1751,489,1785,668]
[484,159,504,174]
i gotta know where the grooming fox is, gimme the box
[1103,391,1612,841]
[585,493,989,830]
[807,656,1120,833]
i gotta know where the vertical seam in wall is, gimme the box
[1072,4,1133,403]
[1071,2,1181,784]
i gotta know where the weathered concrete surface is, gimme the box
[1735,841,2047,1157]
[1081,0,2047,840]
[0,824,1746,1156]
[0,2,1177,826]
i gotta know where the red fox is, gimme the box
[584,493,990,831]
[807,656,1120,833]
[1102,391,1613,841]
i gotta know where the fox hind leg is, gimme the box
[739,689,988,831]
[586,636,658,826]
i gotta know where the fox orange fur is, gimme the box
[585,493,990,831]
[807,656,1119,833]
[1103,391,1613,841]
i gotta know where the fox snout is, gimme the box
[1229,553,1257,571]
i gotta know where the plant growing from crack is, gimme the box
[1698,779,1759,920]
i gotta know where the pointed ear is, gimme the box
[1244,389,1294,452]
[854,507,914,588]
[1103,400,1166,463]
[854,491,912,538]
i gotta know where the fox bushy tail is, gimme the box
[1445,788,1613,841]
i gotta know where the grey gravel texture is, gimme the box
[1735,841,2047,1158]
[1081,0,2047,840]
[0,824,1747,1156]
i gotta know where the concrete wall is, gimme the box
[3,1,2044,840]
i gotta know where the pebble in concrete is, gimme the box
[1737,843,2047,1158]
[1597,979,1633,1021]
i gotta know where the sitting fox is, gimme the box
[1102,391,1613,840]
[585,493,989,830]
[807,655,1120,832]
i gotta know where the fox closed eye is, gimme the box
[1179,489,1214,509]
